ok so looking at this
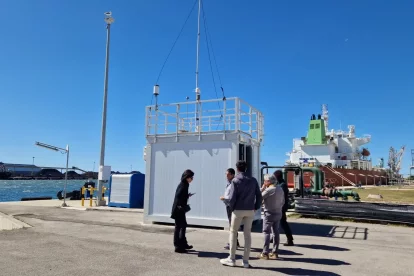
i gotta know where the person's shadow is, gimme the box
[295,244,350,251]
[250,267,341,275]
[250,247,303,256]
[197,250,349,274]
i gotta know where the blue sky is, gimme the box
[1,0,413,175]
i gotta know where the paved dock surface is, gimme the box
[0,202,413,276]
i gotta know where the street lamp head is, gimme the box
[35,141,59,152]
[35,141,68,153]
[104,11,115,24]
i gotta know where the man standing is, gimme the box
[259,174,285,260]
[220,161,262,269]
[220,168,240,249]
[274,170,294,246]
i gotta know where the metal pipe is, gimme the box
[147,97,238,108]
[312,188,360,201]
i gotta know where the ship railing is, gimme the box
[332,160,352,167]
[324,165,356,186]
[145,97,264,142]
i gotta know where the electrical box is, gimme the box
[98,165,111,181]
[108,173,145,208]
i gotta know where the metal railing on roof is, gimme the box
[145,97,264,142]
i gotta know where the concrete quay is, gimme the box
[0,199,414,276]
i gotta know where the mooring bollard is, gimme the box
[81,187,85,207]
[102,186,107,200]
[89,187,95,207]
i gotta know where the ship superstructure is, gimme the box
[287,105,372,171]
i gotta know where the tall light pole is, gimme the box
[97,11,114,205]
[35,141,70,207]
[32,157,35,177]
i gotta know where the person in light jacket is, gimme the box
[171,169,195,253]
[220,168,240,249]
[259,174,285,260]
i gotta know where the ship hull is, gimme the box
[287,166,387,188]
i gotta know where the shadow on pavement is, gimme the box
[250,267,341,275]
[197,251,349,266]
[251,221,368,240]
[197,251,343,275]
[295,244,350,251]
[197,251,242,259]
[247,255,349,266]
[279,257,350,266]
[250,247,303,256]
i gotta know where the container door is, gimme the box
[245,145,252,177]
[238,144,245,161]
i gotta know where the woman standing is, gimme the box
[171,169,195,253]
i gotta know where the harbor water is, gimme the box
[0,180,109,202]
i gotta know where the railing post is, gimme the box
[223,99,227,140]
[154,106,158,142]
[198,102,202,141]
[164,114,167,134]
[260,114,264,143]
[235,98,240,132]
[249,107,252,137]
[176,104,180,142]
[145,107,150,136]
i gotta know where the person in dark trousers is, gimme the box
[220,168,240,249]
[274,170,294,246]
[171,169,195,253]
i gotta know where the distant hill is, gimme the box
[36,169,62,177]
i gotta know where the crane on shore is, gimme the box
[388,146,405,179]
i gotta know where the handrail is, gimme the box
[324,166,356,186]
[145,97,264,142]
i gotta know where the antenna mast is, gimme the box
[194,0,201,131]
[322,104,329,134]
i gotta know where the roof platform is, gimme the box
[145,97,264,143]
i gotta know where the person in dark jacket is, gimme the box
[220,161,262,268]
[171,169,195,253]
[274,170,294,246]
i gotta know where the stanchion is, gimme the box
[102,186,107,200]
[81,186,105,207]
[89,187,95,207]
[81,187,85,207]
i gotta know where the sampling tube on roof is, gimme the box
[153,85,160,96]
[195,87,200,101]
[153,85,160,110]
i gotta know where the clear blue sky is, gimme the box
[1,0,413,175]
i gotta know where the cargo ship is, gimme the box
[286,104,387,188]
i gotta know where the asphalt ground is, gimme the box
[0,204,413,276]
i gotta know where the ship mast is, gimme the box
[194,0,202,132]
[322,104,329,134]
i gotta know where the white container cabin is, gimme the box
[143,97,264,228]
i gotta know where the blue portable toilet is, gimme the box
[108,173,145,208]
